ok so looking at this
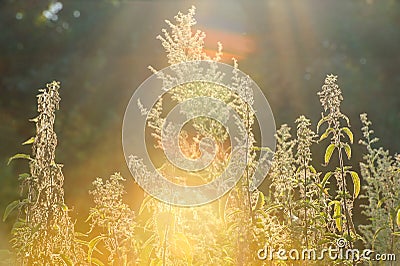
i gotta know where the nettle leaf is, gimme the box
[329,201,342,232]
[22,137,35,145]
[319,127,334,142]
[317,115,329,133]
[344,143,351,160]
[397,209,400,228]
[3,200,20,222]
[138,195,154,216]
[88,235,106,263]
[334,203,342,232]
[91,258,105,266]
[324,144,335,165]
[372,227,387,244]
[349,171,360,198]
[308,165,317,174]
[7,153,32,165]
[342,127,353,144]
[28,117,38,123]
[321,172,333,187]
[377,197,388,208]
[253,191,265,211]
[18,173,30,181]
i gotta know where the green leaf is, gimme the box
[138,195,154,216]
[343,143,351,160]
[377,197,388,208]
[91,257,105,266]
[59,203,68,211]
[74,231,88,238]
[372,227,387,244]
[253,191,265,211]
[319,127,334,142]
[29,117,38,123]
[18,173,30,181]
[308,165,317,174]
[60,254,73,266]
[342,127,353,144]
[321,172,333,187]
[88,235,106,263]
[3,200,20,222]
[22,137,35,145]
[7,154,32,165]
[317,115,328,133]
[324,144,335,165]
[397,209,400,228]
[350,171,360,198]
[333,201,342,232]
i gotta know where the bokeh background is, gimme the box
[1,0,399,250]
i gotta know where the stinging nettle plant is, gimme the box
[3,5,400,266]
[4,81,85,265]
[358,113,400,263]
[317,74,362,265]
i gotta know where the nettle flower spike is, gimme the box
[318,74,343,114]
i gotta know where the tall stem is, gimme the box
[338,144,355,266]
[238,104,252,266]
[303,158,308,249]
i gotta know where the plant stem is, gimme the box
[304,159,308,249]
[338,145,355,266]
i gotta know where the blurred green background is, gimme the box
[1,0,399,250]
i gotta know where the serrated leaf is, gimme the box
[3,200,20,222]
[344,143,352,160]
[88,236,105,263]
[59,203,68,211]
[324,144,335,165]
[317,115,328,133]
[333,201,342,232]
[321,172,333,187]
[350,171,360,198]
[253,191,265,211]
[218,194,229,224]
[397,209,400,228]
[74,231,88,238]
[18,173,30,181]
[377,197,387,208]
[91,257,105,266]
[319,127,334,142]
[372,227,386,244]
[29,117,38,123]
[308,165,317,174]
[7,154,32,165]
[139,195,154,216]
[342,127,353,144]
[22,137,35,145]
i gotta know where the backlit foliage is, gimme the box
[5,81,85,265]
[3,6,400,266]
[358,113,400,258]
